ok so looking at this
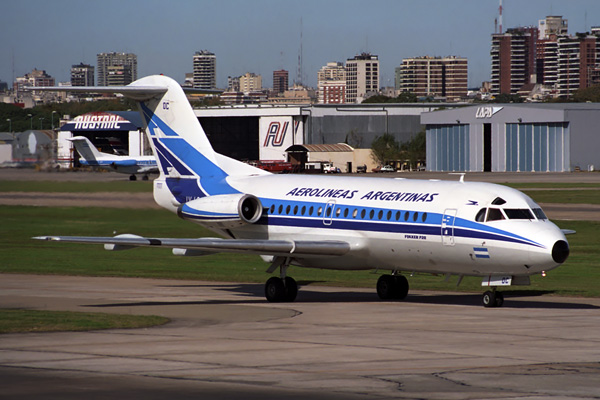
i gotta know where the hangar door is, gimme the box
[505,123,569,172]
[426,124,470,171]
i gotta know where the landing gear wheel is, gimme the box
[377,275,397,300]
[393,275,409,300]
[283,277,298,302]
[265,276,298,303]
[265,277,285,302]
[483,290,502,308]
[129,174,137,181]
[495,292,504,307]
[142,175,149,181]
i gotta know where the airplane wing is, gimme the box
[33,235,351,257]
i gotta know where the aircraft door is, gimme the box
[323,200,336,226]
[441,208,457,246]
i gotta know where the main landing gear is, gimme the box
[264,257,298,303]
[265,276,298,302]
[376,273,409,300]
[482,289,504,308]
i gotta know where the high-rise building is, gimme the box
[239,72,262,93]
[70,63,94,86]
[273,70,289,94]
[317,62,346,103]
[555,35,600,97]
[96,52,137,86]
[398,56,468,101]
[193,50,216,90]
[106,65,133,86]
[538,16,568,40]
[490,27,538,95]
[14,68,55,93]
[345,53,379,103]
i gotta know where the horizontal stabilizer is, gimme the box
[561,229,576,235]
[24,85,168,101]
[33,235,350,257]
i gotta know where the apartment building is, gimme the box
[398,56,467,101]
[345,53,379,103]
[193,50,217,90]
[97,52,137,86]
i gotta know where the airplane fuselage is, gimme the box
[155,173,568,279]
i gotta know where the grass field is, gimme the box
[0,309,169,334]
[1,205,597,297]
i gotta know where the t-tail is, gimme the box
[131,75,269,215]
[67,136,105,165]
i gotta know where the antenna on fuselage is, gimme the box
[449,173,466,183]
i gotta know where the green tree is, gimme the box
[370,133,401,165]
[400,129,426,170]
[572,85,600,102]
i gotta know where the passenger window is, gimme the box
[395,211,401,221]
[412,212,418,222]
[387,210,392,220]
[293,205,298,215]
[286,205,291,215]
[475,208,486,222]
[336,208,341,217]
[369,210,375,219]
[352,209,358,218]
[278,205,283,214]
[486,208,505,221]
[360,209,366,219]
[309,206,314,215]
[317,207,323,216]
[270,205,274,214]
[403,212,409,221]
[378,210,383,220]
[422,212,427,222]
[344,208,349,218]
[301,205,306,215]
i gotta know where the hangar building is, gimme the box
[421,103,600,172]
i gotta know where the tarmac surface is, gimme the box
[2,168,600,398]
[2,274,600,399]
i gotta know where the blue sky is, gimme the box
[3,0,600,89]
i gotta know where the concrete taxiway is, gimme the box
[1,274,600,399]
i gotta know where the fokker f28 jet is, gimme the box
[33,75,571,308]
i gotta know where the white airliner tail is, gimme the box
[67,136,108,164]
[128,75,269,209]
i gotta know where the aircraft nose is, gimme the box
[552,240,570,264]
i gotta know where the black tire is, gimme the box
[482,290,497,308]
[284,277,298,302]
[129,174,137,181]
[377,275,397,300]
[495,292,504,307]
[393,275,409,300]
[265,277,285,302]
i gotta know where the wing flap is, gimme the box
[33,235,350,257]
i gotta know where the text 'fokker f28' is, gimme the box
[33,75,571,307]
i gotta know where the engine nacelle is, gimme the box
[177,193,263,229]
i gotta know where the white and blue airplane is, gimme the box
[34,75,571,307]
[68,135,158,181]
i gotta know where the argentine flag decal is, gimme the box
[473,247,490,259]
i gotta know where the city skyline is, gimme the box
[3,0,600,90]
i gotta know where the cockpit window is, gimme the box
[532,208,547,220]
[504,208,534,220]
[486,208,505,221]
[491,197,506,205]
[475,208,486,222]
